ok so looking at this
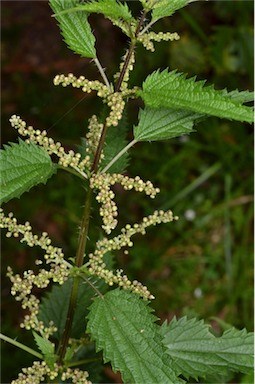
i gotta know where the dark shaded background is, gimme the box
[1,1,254,383]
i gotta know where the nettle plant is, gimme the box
[1,1,254,383]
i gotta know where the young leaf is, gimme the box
[32,332,56,369]
[87,289,182,384]
[134,107,200,142]
[57,0,133,22]
[0,139,56,204]
[138,69,254,123]
[160,316,254,381]
[151,0,195,22]
[49,0,96,58]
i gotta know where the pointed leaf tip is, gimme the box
[49,0,96,58]
[139,69,254,123]
[160,316,254,380]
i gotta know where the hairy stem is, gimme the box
[91,120,108,173]
[57,188,92,364]
[115,12,147,92]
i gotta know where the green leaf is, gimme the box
[151,0,194,22]
[87,289,182,384]
[227,89,254,103]
[134,88,254,143]
[57,0,133,22]
[49,0,96,58]
[160,316,254,381]
[134,107,200,142]
[100,111,129,173]
[0,139,56,204]
[32,332,56,369]
[138,69,254,123]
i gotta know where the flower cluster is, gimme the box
[138,31,180,52]
[61,368,91,384]
[9,115,90,178]
[11,361,91,384]
[87,209,178,300]
[90,173,160,234]
[105,92,125,127]
[0,209,70,336]
[85,115,104,163]
[11,361,58,384]
[53,73,110,98]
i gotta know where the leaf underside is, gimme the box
[138,69,254,123]
[160,316,254,380]
[0,139,56,204]
[49,0,96,58]
[87,289,182,384]
[134,106,200,142]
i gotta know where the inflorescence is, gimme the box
[9,115,90,178]
[11,361,91,384]
[0,209,69,337]
[138,31,180,52]
[90,173,160,234]
[53,73,128,128]
[87,209,178,300]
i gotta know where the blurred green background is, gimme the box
[1,1,254,383]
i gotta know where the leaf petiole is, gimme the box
[0,333,43,359]
[101,138,137,173]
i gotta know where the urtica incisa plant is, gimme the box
[1,1,254,383]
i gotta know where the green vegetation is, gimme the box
[1,1,253,383]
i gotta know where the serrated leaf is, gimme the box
[134,107,200,142]
[226,89,254,103]
[49,0,96,58]
[87,289,182,384]
[57,0,133,22]
[134,88,254,143]
[0,139,56,204]
[151,0,195,22]
[32,332,56,369]
[100,111,129,173]
[138,69,254,123]
[160,316,254,380]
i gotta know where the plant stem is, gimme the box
[115,12,147,92]
[101,139,137,173]
[91,120,108,173]
[57,188,92,364]
[0,333,42,359]
[93,12,147,173]
[56,10,148,367]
